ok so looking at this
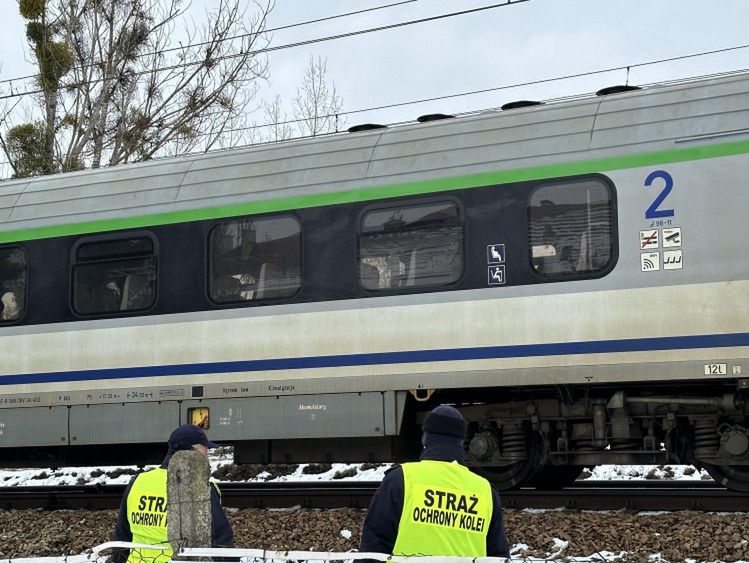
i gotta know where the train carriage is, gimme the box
[0,71,748,490]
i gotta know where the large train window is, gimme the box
[209,215,301,303]
[72,235,157,315]
[528,177,615,277]
[0,246,27,322]
[359,200,464,290]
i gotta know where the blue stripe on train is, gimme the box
[2,332,748,385]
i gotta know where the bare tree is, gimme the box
[262,94,293,142]
[292,56,343,137]
[1,0,273,178]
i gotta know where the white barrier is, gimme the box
[0,542,512,563]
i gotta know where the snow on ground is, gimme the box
[0,457,712,486]
[0,466,148,486]
[582,464,711,481]
[0,458,393,486]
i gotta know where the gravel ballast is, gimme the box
[0,508,747,562]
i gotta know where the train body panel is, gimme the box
[0,277,747,402]
[2,151,748,399]
[0,72,748,483]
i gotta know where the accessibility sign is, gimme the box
[486,243,505,264]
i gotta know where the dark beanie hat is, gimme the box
[167,424,218,454]
[422,405,467,439]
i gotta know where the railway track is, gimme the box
[1,480,747,512]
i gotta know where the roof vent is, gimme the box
[596,85,641,96]
[501,100,543,111]
[348,123,387,133]
[417,113,455,123]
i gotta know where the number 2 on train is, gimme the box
[644,170,675,219]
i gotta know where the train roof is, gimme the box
[2,71,749,242]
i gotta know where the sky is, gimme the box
[0,0,748,139]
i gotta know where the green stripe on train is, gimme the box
[2,138,749,244]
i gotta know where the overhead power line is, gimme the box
[0,0,529,101]
[164,45,749,142]
[0,0,420,88]
[1,66,747,172]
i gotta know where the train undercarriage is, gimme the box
[2,379,747,493]
[449,379,749,491]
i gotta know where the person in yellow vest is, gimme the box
[111,424,235,563]
[359,405,509,558]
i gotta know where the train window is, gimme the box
[0,246,27,322]
[209,215,301,303]
[72,235,157,315]
[359,200,464,290]
[528,178,615,277]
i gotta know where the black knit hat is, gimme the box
[422,405,467,439]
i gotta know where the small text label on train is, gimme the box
[704,364,727,376]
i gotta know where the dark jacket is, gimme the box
[359,436,510,558]
[111,453,235,562]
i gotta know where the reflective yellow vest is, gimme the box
[393,460,493,557]
[126,468,171,563]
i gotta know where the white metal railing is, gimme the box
[0,542,514,563]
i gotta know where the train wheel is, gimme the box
[704,464,749,492]
[529,464,585,489]
[473,431,543,490]
[474,459,540,491]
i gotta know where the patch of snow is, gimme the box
[0,449,714,488]
[510,542,529,554]
[266,463,392,483]
[0,465,149,486]
[588,551,628,561]
[582,464,710,481]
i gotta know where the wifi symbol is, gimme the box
[642,258,656,270]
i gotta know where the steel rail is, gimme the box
[0,480,746,512]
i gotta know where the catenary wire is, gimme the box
[0,65,747,172]
[147,45,749,141]
[0,0,420,88]
[0,0,529,101]
[0,59,747,170]
[1,51,747,171]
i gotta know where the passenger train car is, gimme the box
[0,72,748,490]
